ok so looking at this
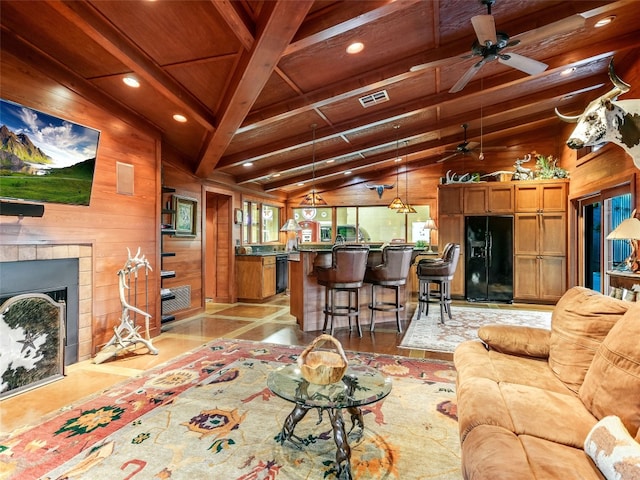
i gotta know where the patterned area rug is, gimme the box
[399,305,552,353]
[0,339,462,480]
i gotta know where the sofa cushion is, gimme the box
[498,382,598,449]
[584,415,640,480]
[549,287,629,393]
[478,324,550,358]
[579,304,640,438]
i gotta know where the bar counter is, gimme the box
[288,245,430,332]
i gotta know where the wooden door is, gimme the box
[464,186,488,214]
[488,185,514,213]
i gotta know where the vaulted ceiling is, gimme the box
[2,0,640,201]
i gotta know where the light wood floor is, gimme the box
[0,294,550,435]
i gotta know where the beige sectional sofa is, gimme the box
[454,287,640,480]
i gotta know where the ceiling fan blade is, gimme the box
[466,141,480,151]
[471,14,497,46]
[499,53,548,75]
[438,153,459,163]
[468,151,480,161]
[449,61,484,93]
[515,14,585,47]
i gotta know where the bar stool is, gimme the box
[316,245,370,337]
[364,244,414,333]
[416,243,460,323]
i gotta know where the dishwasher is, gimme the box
[275,255,288,293]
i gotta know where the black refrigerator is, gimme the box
[465,216,514,302]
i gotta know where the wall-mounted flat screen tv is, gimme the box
[0,99,100,206]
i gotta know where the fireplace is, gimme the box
[0,244,93,363]
[0,259,78,364]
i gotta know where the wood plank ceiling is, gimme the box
[2,0,640,201]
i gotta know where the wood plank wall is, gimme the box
[0,51,161,355]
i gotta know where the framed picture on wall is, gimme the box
[234,208,243,225]
[173,195,197,237]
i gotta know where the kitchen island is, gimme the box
[288,245,430,332]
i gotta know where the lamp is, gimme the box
[397,140,417,214]
[281,218,302,251]
[606,211,640,273]
[299,124,327,207]
[423,218,437,253]
[388,124,405,210]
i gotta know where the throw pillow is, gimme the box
[549,286,629,393]
[584,415,640,480]
[579,302,640,439]
[478,324,550,358]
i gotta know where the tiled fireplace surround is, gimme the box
[0,244,93,362]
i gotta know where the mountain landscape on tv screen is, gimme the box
[0,99,99,206]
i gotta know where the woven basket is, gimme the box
[297,334,348,385]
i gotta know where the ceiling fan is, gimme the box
[448,0,548,93]
[438,124,482,163]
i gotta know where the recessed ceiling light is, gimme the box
[123,76,140,88]
[394,157,402,163]
[297,182,305,187]
[243,162,253,167]
[343,170,352,175]
[346,42,364,54]
[272,173,281,177]
[595,15,615,27]
[561,67,576,76]
[173,114,187,123]
[326,159,335,164]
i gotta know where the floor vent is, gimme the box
[162,285,191,314]
[358,90,389,108]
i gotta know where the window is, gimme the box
[243,201,280,244]
[291,205,432,243]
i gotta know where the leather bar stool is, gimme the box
[316,245,370,337]
[416,243,460,323]
[364,244,414,333]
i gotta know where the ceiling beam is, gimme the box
[194,0,314,178]
[48,1,217,130]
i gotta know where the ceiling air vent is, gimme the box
[359,90,389,108]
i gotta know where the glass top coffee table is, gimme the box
[267,363,392,480]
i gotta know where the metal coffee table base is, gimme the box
[277,404,364,480]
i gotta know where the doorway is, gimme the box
[578,189,632,293]
[205,191,234,303]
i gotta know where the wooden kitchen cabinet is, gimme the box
[236,255,276,300]
[439,185,463,214]
[514,211,566,302]
[464,184,513,214]
[515,180,567,213]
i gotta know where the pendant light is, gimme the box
[388,124,405,210]
[299,123,327,207]
[397,140,417,214]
